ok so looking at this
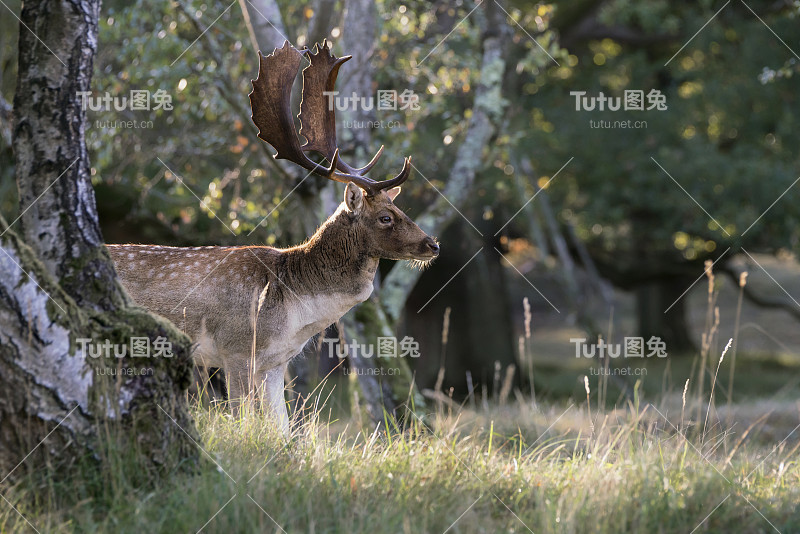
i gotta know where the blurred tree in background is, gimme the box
[493,0,800,352]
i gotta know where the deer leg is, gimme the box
[224,359,252,418]
[260,362,290,435]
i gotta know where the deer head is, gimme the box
[249,41,439,263]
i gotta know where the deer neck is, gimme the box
[283,207,377,300]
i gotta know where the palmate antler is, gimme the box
[249,41,411,196]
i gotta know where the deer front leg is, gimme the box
[260,362,290,435]
[224,358,289,434]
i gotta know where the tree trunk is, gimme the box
[406,219,517,397]
[307,0,337,47]
[379,1,511,324]
[340,0,377,152]
[324,0,507,428]
[14,0,124,311]
[336,0,422,423]
[1,0,198,484]
[635,278,696,354]
[239,0,290,54]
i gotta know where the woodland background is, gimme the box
[1,1,799,532]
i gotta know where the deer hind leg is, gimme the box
[224,358,255,418]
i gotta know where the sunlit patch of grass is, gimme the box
[3,260,799,532]
[1,389,798,533]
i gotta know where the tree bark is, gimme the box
[1,0,198,484]
[340,0,377,152]
[307,0,337,47]
[13,0,124,311]
[379,1,511,324]
[239,0,290,54]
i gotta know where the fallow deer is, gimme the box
[108,42,439,432]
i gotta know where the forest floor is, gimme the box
[2,382,798,533]
[2,254,799,533]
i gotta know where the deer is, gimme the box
[107,41,439,433]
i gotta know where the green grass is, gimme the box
[2,385,798,534]
[4,260,799,533]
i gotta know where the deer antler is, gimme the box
[250,41,411,196]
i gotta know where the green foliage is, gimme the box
[61,0,506,247]
[4,1,797,273]
[88,0,275,244]
[500,2,800,274]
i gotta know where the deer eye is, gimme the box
[378,215,392,224]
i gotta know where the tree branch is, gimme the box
[721,263,800,321]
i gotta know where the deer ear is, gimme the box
[385,187,402,202]
[344,182,364,214]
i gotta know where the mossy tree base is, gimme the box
[0,227,200,485]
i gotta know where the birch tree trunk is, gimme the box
[379,2,511,323]
[0,0,198,483]
[339,1,512,424]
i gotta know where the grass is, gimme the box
[2,259,799,533]
[1,383,798,533]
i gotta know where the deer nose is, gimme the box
[424,237,440,255]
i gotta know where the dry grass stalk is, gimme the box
[434,307,452,412]
[681,378,690,432]
[727,272,748,411]
[697,261,719,425]
[499,364,516,405]
[703,338,732,443]
[584,375,594,435]
[523,297,531,339]
[493,361,502,402]
[522,297,537,404]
